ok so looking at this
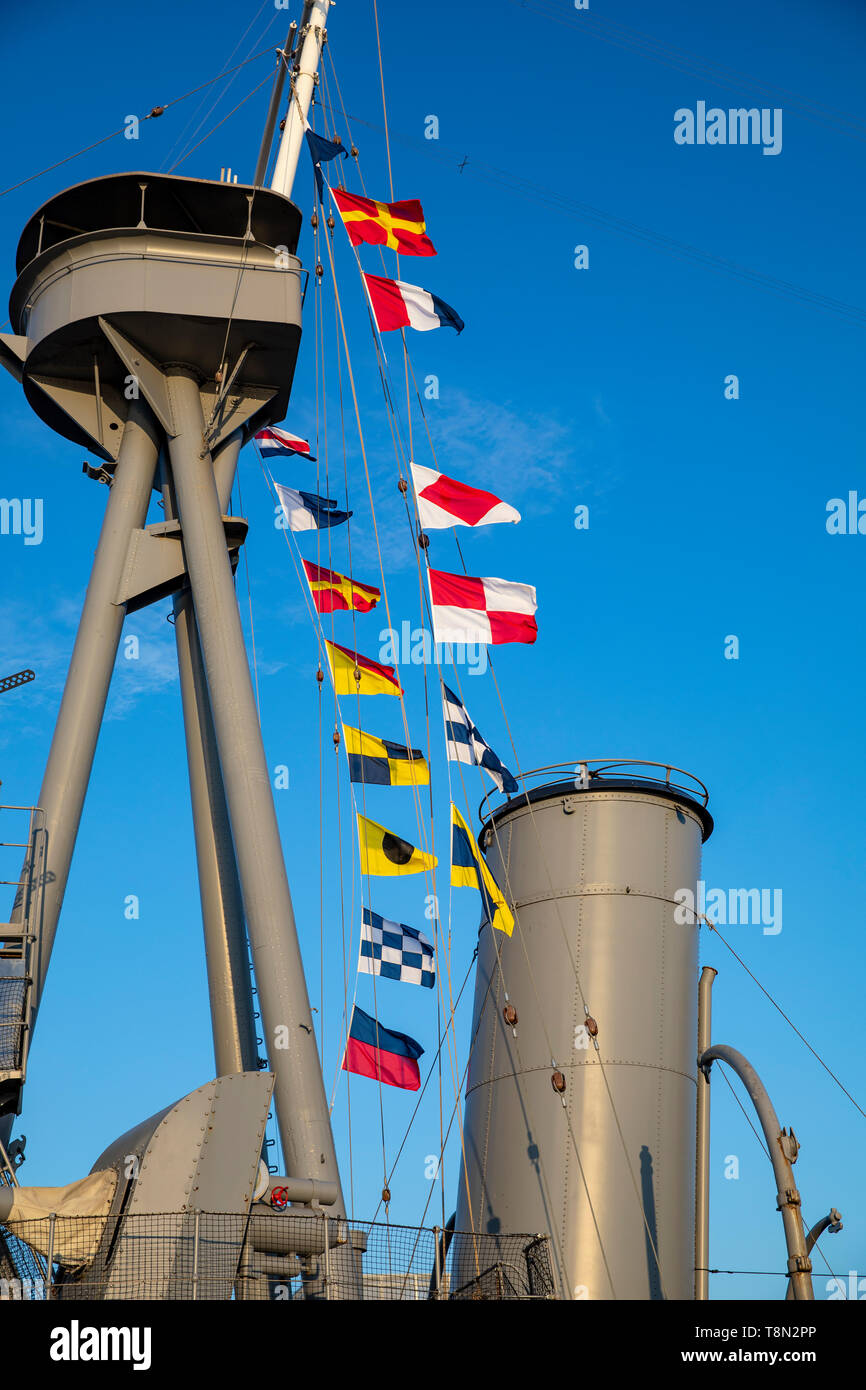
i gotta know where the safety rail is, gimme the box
[0,1211,556,1302]
[479,758,710,828]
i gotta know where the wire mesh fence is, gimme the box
[0,976,26,1072]
[0,1211,556,1301]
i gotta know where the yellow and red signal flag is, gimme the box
[330,189,437,257]
[325,640,403,697]
[302,559,380,615]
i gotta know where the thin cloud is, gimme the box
[107,601,178,718]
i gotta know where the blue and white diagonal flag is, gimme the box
[442,683,518,794]
[360,908,435,989]
[274,482,352,532]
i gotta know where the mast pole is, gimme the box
[270,0,331,198]
[254,24,297,188]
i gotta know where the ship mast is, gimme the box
[0,0,347,1241]
[271,0,332,198]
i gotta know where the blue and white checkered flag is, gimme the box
[360,908,435,989]
[442,684,518,794]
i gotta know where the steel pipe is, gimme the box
[700,1043,814,1300]
[694,966,717,1299]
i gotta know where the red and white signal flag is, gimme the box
[363,273,464,334]
[255,426,316,460]
[428,568,538,646]
[410,463,520,530]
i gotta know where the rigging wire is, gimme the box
[389,464,584,1285]
[234,470,262,720]
[368,0,446,1232]
[0,49,276,200]
[162,1,279,171]
[316,183,482,1252]
[306,118,393,1214]
[315,98,866,331]
[372,303,665,1292]
[167,70,275,173]
[253,210,462,1231]
[253,32,855,1286]
[508,0,866,142]
[317,210,477,1215]
[331,245,358,1223]
[370,949,479,1218]
[318,176,617,1301]
[699,915,866,1123]
[314,82,641,1289]
[715,1057,771,1161]
[249,95,479,1254]
[712,1061,840,1291]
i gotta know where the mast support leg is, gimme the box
[3,399,160,1145]
[163,369,346,1220]
[166,433,259,1076]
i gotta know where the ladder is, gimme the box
[0,806,46,1092]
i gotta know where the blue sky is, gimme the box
[1,0,865,1300]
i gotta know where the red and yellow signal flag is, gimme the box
[325,640,403,697]
[303,559,380,615]
[330,189,437,256]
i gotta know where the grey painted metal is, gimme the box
[172,590,258,1076]
[454,778,709,1300]
[255,1252,302,1278]
[249,1210,339,1258]
[1,400,160,1144]
[4,174,303,458]
[2,165,355,1286]
[0,1130,21,1188]
[0,804,47,1103]
[45,1213,55,1297]
[785,1209,841,1300]
[248,1207,364,1261]
[95,1072,274,1300]
[263,1176,338,1206]
[162,432,259,1078]
[695,965,716,1300]
[163,369,346,1217]
[700,1043,815,1300]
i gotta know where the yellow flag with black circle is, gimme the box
[357,814,437,876]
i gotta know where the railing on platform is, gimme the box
[479,758,711,826]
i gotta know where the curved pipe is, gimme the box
[785,1209,842,1300]
[700,1043,814,1301]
